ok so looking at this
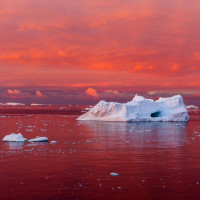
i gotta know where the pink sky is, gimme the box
[0,0,200,104]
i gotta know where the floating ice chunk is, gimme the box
[50,141,57,144]
[28,137,48,142]
[110,172,119,176]
[186,105,199,109]
[77,95,189,122]
[2,133,27,142]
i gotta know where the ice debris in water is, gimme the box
[28,137,48,142]
[110,172,119,176]
[50,141,57,144]
[2,133,27,142]
[77,95,189,122]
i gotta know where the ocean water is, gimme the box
[0,106,200,200]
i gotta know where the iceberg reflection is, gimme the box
[79,121,188,149]
[7,142,25,150]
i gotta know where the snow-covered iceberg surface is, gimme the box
[2,133,27,142]
[77,95,189,122]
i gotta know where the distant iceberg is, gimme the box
[1,102,26,106]
[186,105,199,109]
[31,103,45,106]
[77,95,189,122]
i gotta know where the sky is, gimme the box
[0,0,200,105]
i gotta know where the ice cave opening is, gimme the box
[151,111,161,118]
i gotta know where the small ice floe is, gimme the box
[50,141,57,144]
[28,137,48,142]
[2,133,27,142]
[110,172,119,176]
[186,105,199,109]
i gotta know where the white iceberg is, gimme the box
[5,102,25,106]
[28,137,48,142]
[77,95,189,122]
[3,133,27,142]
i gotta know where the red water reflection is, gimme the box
[0,106,200,200]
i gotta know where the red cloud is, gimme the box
[0,54,20,60]
[133,65,144,71]
[86,88,98,97]
[171,65,179,72]
[7,89,20,95]
[35,90,44,98]
[0,0,199,103]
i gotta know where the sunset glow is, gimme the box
[0,0,200,104]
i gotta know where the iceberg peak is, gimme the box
[132,94,146,102]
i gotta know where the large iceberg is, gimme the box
[77,95,189,122]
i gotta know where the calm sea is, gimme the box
[0,105,200,200]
